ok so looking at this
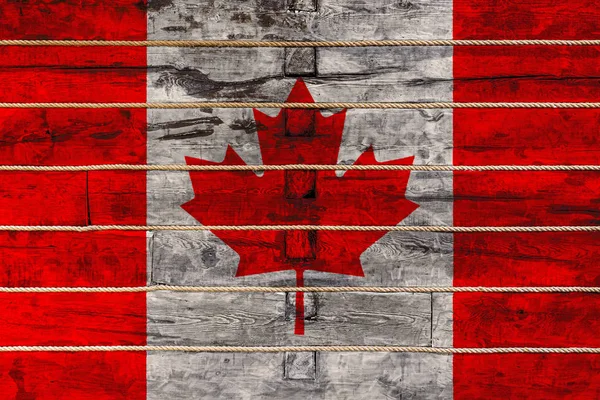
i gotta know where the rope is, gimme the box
[1,286,600,293]
[2,39,600,47]
[2,225,600,232]
[5,164,600,171]
[0,102,600,109]
[0,345,599,353]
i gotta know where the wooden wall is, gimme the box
[146,0,453,398]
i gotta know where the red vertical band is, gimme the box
[454,1,600,398]
[0,1,147,399]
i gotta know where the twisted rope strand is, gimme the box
[3,164,600,171]
[2,39,600,47]
[0,102,599,109]
[1,286,600,293]
[0,345,598,353]
[2,225,600,232]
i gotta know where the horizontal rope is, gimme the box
[2,39,600,47]
[2,225,600,232]
[1,286,600,293]
[0,102,599,109]
[0,345,597,353]
[4,164,600,171]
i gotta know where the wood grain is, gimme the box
[147,0,452,40]
[454,0,600,40]
[147,47,451,102]
[148,291,431,345]
[150,230,453,287]
[147,352,452,399]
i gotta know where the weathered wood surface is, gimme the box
[148,292,433,345]
[150,230,452,287]
[147,108,452,166]
[0,0,146,40]
[147,352,453,399]
[147,47,452,102]
[432,293,452,348]
[2,46,597,103]
[147,102,453,290]
[148,0,453,40]
[0,0,460,399]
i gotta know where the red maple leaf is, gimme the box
[182,79,418,335]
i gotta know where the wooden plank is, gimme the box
[0,109,146,166]
[149,170,600,226]
[147,292,431,345]
[455,46,600,102]
[455,232,600,287]
[147,0,452,40]
[0,172,87,226]
[147,47,452,102]
[454,109,600,166]
[455,293,600,347]
[147,352,452,399]
[455,354,600,399]
[0,47,145,102]
[147,108,452,166]
[0,231,146,287]
[147,45,600,102]
[150,230,452,287]
[314,47,452,102]
[0,293,145,345]
[454,0,600,40]
[0,0,146,40]
[0,353,145,400]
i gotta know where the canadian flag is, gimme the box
[1,0,600,399]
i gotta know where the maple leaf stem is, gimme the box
[294,269,305,335]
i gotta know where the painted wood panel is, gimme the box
[148,291,431,345]
[148,0,453,40]
[148,352,452,399]
[147,47,452,102]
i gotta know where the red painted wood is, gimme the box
[454,2,600,398]
[455,232,600,287]
[455,355,600,399]
[182,80,419,337]
[0,0,146,40]
[0,352,145,400]
[455,171,600,226]
[0,1,147,399]
[0,109,146,166]
[454,0,600,40]
[284,170,317,199]
[0,293,145,345]
[454,46,600,102]
[455,293,600,347]
[0,47,145,102]
[454,109,600,166]
[0,231,145,287]
[0,172,87,226]
[88,171,146,224]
